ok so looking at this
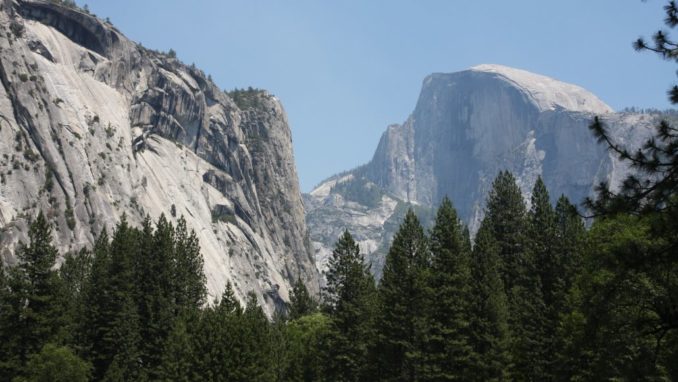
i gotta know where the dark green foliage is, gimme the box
[377,209,431,381]
[0,214,68,380]
[425,197,473,380]
[97,217,142,381]
[227,87,267,110]
[485,171,547,380]
[559,215,674,380]
[580,4,678,378]
[211,208,237,225]
[78,214,207,380]
[173,217,207,310]
[289,277,317,320]
[371,200,436,278]
[239,294,276,381]
[157,316,194,382]
[12,213,64,374]
[136,215,175,378]
[0,261,23,378]
[565,2,678,379]
[322,230,378,381]
[189,290,275,382]
[553,196,585,297]
[468,219,510,381]
[19,343,91,382]
[64,207,76,230]
[330,176,384,208]
[470,218,510,381]
[527,177,560,378]
[57,249,92,350]
[80,230,112,379]
[283,313,332,382]
[486,171,529,292]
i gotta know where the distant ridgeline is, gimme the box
[305,64,663,279]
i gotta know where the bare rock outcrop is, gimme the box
[306,64,657,277]
[0,0,317,314]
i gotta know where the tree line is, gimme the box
[0,165,675,380]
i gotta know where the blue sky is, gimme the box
[84,1,675,191]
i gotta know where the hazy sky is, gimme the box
[84,1,675,191]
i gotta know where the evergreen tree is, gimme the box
[560,215,671,380]
[553,196,584,298]
[583,2,678,374]
[289,277,317,320]
[485,171,546,380]
[20,343,91,382]
[529,178,557,307]
[378,209,431,381]
[425,197,473,380]
[527,177,559,378]
[486,171,529,292]
[81,230,112,378]
[92,218,142,381]
[0,260,23,378]
[322,230,378,381]
[136,215,175,378]
[157,315,196,382]
[468,218,510,381]
[7,213,64,380]
[57,249,92,352]
[235,293,276,381]
[192,289,275,382]
[190,285,240,381]
[270,310,292,382]
[551,195,586,378]
[173,216,206,312]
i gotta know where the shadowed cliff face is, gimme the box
[306,65,656,278]
[0,0,317,314]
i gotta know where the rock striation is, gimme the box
[306,64,659,278]
[0,0,317,314]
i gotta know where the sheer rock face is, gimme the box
[0,0,317,314]
[306,64,656,277]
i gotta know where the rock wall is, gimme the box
[306,64,657,277]
[0,0,317,314]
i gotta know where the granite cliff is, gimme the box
[306,64,658,278]
[0,0,317,314]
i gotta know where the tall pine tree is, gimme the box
[136,215,175,378]
[485,171,546,380]
[322,230,378,381]
[426,197,473,380]
[468,218,510,381]
[289,277,317,320]
[0,256,23,378]
[173,216,206,312]
[12,213,64,376]
[89,217,142,381]
[527,177,559,379]
[378,209,431,382]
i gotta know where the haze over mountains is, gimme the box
[305,64,658,277]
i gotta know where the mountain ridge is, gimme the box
[305,64,656,277]
[0,0,318,314]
